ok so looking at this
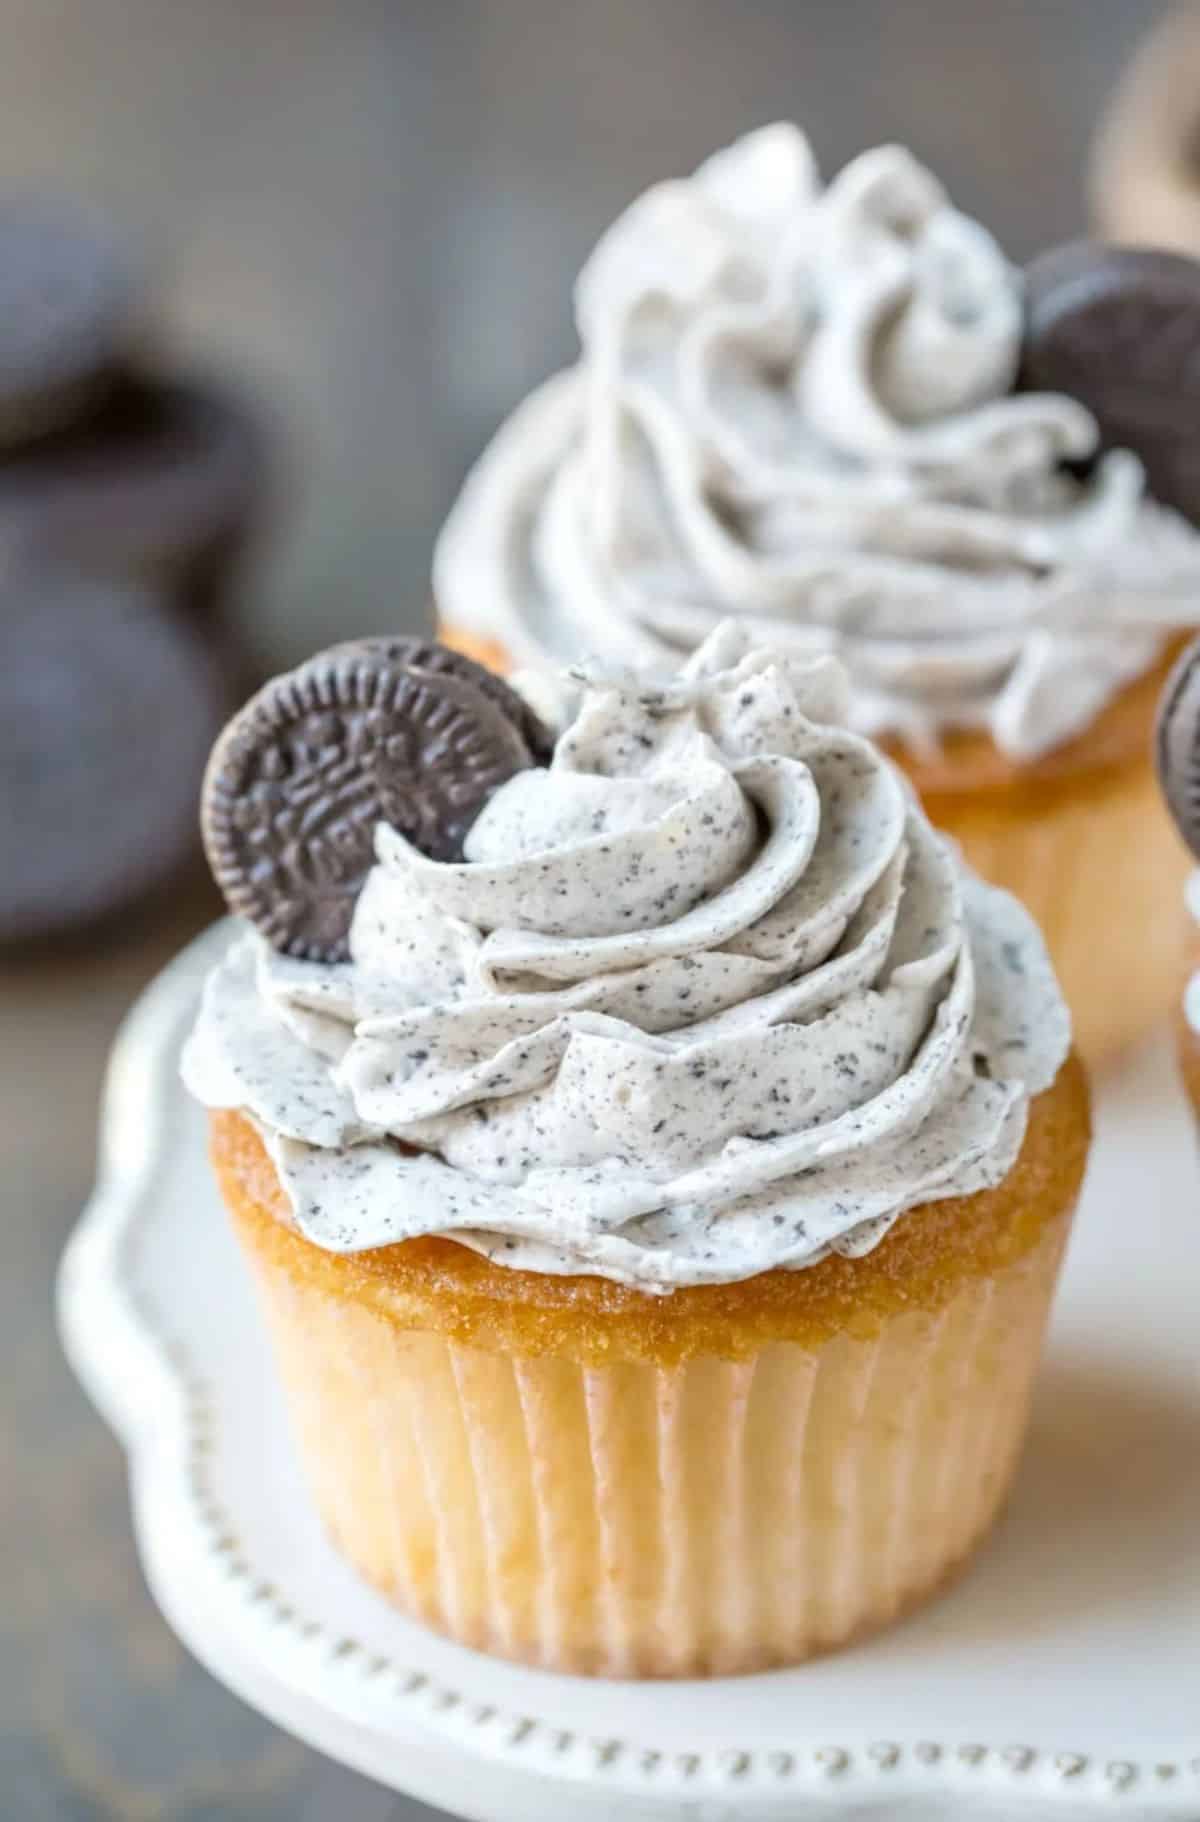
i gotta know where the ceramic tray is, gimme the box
[58,923,1200,1820]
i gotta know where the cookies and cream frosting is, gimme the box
[183,624,1070,1291]
[434,123,1200,760]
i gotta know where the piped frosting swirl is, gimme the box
[435,123,1200,760]
[184,624,1069,1291]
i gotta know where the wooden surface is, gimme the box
[1,2,1179,1815]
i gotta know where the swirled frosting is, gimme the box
[435,123,1200,760]
[183,625,1069,1291]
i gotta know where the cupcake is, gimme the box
[182,626,1086,1677]
[1154,635,1200,1107]
[435,123,1200,1064]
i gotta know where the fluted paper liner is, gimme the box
[237,1206,1070,1677]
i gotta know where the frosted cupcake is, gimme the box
[184,626,1086,1677]
[1155,635,1200,1109]
[435,123,1200,1064]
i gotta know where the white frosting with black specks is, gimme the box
[183,624,1071,1291]
[434,122,1200,762]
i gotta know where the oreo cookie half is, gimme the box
[1156,634,1200,862]
[202,639,548,961]
[332,634,555,764]
[0,200,138,447]
[1022,241,1200,524]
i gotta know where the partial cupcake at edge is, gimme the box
[1155,634,1200,1112]
[182,623,1089,1677]
[434,122,1200,1066]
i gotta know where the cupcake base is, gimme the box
[236,1227,1066,1676]
[211,1055,1088,1679]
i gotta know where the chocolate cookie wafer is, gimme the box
[1022,241,1200,524]
[202,639,547,961]
[1156,633,1200,860]
[328,634,555,763]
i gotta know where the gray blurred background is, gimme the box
[8,4,1178,1819]
[0,0,1167,668]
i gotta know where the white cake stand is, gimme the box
[58,924,1200,1820]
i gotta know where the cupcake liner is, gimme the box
[238,1206,1071,1678]
[932,754,1187,1067]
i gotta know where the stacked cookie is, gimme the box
[0,201,270,943]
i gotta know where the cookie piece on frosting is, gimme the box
[350,634,556,764]
[1156,632,1200,859]
[1022,241,1200,527]
[201,636,547,962]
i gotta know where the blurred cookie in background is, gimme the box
[0,374,269,628]
[0,198,279,945]
[0,569,232,945]
[0,198,143,447]
[1092,5,1200,253]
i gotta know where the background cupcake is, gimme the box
[435,123,1200,1065]
[1155,634,1200,1115]
[183,625,1087,1677]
